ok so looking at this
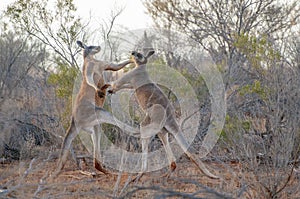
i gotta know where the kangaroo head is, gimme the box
[131,50,155,65]
[77,40,101,58]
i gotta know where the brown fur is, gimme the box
[108,50,219,179]
[52,41,137,177]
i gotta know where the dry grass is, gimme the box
[0,149,299,199]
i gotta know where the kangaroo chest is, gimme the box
[135,83,169,110]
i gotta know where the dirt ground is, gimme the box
[1,153,299,199]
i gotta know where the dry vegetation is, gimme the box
[1,148,300,198]
[1,0,300,198]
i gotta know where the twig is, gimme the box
[18,158,36,185]
[113,171,123,196]
[119,177,233,199]
[33,170,49,198]
[119,174,133,196]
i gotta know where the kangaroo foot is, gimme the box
[94,158,110,175]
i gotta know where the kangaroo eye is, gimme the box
[137,53,143,59]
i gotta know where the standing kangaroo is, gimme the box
[106,50,219,179]
[53,41,138,177]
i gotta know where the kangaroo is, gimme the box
[52,41,138,177]
[105,50,219,179]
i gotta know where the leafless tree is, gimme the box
[0,31,66,160]
[0,32,46,108]
[144,0,300,197]
[5,0,89,69]
[98,6,125,62]
[145,0,299,87]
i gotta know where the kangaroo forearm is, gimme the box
[121,84,134,90]
[105,60,132,71]
[113,83,133,92]
[111,77,131,91]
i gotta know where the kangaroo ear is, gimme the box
[146,50,155,58]
[77,41,86,49]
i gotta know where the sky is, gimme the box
[1,0,153,30]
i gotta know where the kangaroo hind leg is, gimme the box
[91,125,109,174]
[134,105,166,182]
[53,118,80,177]
[92,106,138,135]
[139,104,167,172]
[157,129,176,172]
[165,125,219,179]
